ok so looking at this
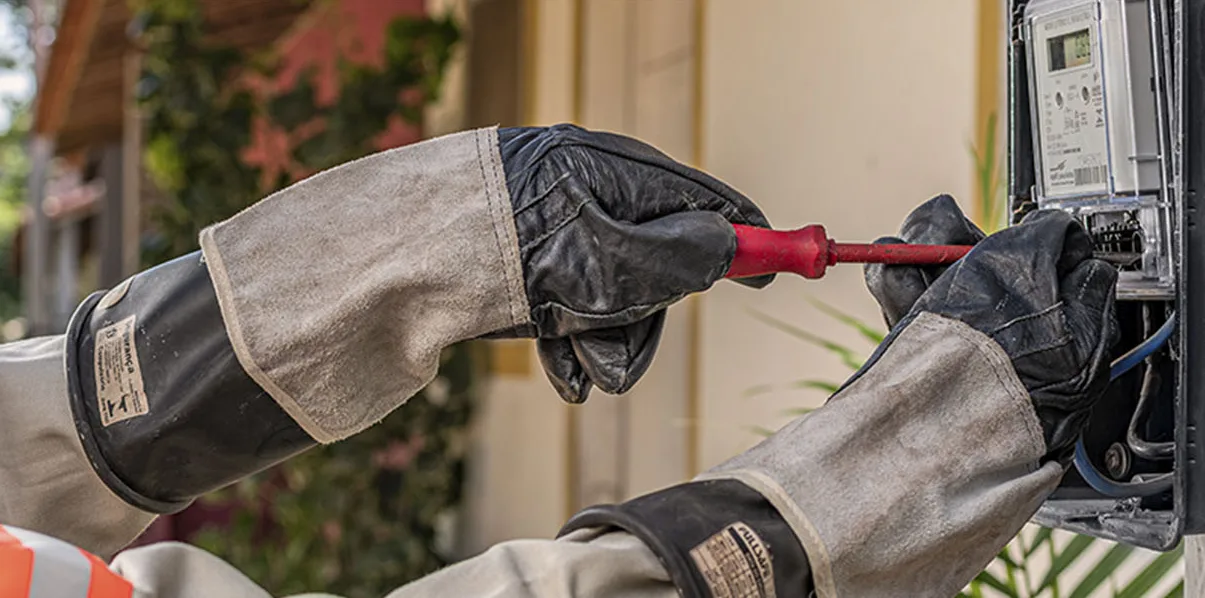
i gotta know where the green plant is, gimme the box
[133,1,468,596]
[747,113,1184,596]
[0,0,34,325]
[0,102,27,324]
[136,0,459,265]
[972,111,1008,235]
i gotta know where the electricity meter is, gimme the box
[1008,0,1205,551]
[1025,0,1172,298]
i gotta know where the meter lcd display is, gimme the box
[1048,28,1092,72]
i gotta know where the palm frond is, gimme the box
[747,308,865,371]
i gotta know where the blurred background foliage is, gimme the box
[130,0,473,596]
[0,105,27,324]
[0,0,33,328]
[134,0,459,264]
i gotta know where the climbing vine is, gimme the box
[131,1,471,595]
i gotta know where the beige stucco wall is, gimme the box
[696,0,981,465]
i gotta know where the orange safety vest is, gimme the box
[0,525,134,598]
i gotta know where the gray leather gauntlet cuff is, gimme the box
[65,251,316,514]
[559,479,813,598]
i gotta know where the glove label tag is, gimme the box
[94,315,150,427]
[689,522,776,598]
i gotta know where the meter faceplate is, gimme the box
[1029,3,1112,198]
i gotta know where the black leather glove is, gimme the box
[864,194,986,328]
[498,124,773,403]
[864,202,1118,460]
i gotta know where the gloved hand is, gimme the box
[61,125,772,518]
[864,194,986,328]
[562,204,1119,598]
[864,198,1118,459]
[498,125,773,403]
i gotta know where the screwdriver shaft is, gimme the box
[829,243,972,266]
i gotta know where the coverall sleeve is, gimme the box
[108,528,675,598]
[0,323,678,598]
[0,336,156,559]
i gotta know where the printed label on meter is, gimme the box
[1033,5,1110,198]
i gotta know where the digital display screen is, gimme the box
[1048,29,1092,72]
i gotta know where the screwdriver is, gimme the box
[724,224,974,280]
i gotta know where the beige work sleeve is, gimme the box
[700,312,1064,597]
[199,126,531,445]
[0,336,156,559]
[109,529,675,598]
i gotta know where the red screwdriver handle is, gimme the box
[725,224,833,279]
[725,224,973,280]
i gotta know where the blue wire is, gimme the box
[1109,314,1178,380]
[1072,313,1178,498]
[1074,435,1172,498]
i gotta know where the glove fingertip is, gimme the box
[919,194,961,216]
[901,196,986,245]
[572,315,666,395]
[551,372,592,404]
[537,338,593,404]
[864,262,929,328]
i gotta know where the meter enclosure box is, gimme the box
[1009,0,1205,551]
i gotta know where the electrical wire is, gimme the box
[1126,306,1175,460]
[1126,359,1174,460]
[1074,439,1173,498]
[1072,312,1177,498]
[1109,313,1178,380]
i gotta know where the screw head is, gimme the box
[1105,443,1132,479]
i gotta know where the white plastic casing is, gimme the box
[1026,0,1159,200]
[1025,0,1173,298]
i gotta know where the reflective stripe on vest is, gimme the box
[0,525,133,598]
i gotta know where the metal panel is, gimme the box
[1178,0,1205,535]
[1008,0,1205,550]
